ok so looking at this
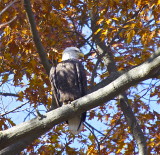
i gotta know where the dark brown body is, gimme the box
[50,59,87,123]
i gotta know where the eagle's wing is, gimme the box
[67,61,87,134]
[75,61,87,122]
[49,66,61,108]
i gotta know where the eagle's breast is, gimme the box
[55,60,82,102]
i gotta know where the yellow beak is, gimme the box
[78,52,84,58]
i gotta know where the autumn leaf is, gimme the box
[126,30,135,43]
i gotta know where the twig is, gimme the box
[100,114,123,144]
[0,102,29,117]
[84,122,101,155]
[84,121,105,136]
[0,92,19,97]
[0,0,19,16]
[0,16,17,28]
[36,108,46,119]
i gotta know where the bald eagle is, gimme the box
[50,47,87,134]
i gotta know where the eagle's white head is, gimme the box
[62,47,84,61]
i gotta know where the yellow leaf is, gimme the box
[123,24,130,28]
[110,119,115,124]
[112,17,118,21]
[100,9,106,14]
[18,91,24,101]
[26,69,33,74]
[148,31,155,41]
[128,61,136,66]
[86,145,98,155]
[127,19,135,23]
[102,29,108,35]
[106,19,111,24]
[94,28,101,35]
[124,23,135,29]
[116,149,121,154]
[114,0,119,3]
[4,53,11,60]
[126,30,135,43]
[30,59,37,68]
[4,0,9,3]
[156,20,160,24]
[134,57,141,64]
[97,18,104,25]
[141,33,147,45]
[130,23,136,28]
[60,3,64,9]
[149,142,155,147]
[4,26,10,36]
[58,58,62,62]
[22,30,28,34]
[137,0,141,7]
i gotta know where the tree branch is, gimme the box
[0,48,159,154]
[100,115,122,144]
[0,102,29,117]
[0,92,19,97]
[0,0,18,16]
[84,122,101,155]
[0,16,17,28]
[23,0,51,76]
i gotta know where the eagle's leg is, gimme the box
[63,101,68,105]
[63,101,72,105]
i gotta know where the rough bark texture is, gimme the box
[0,47,159,154]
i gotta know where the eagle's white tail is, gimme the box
[68,116,83,135]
